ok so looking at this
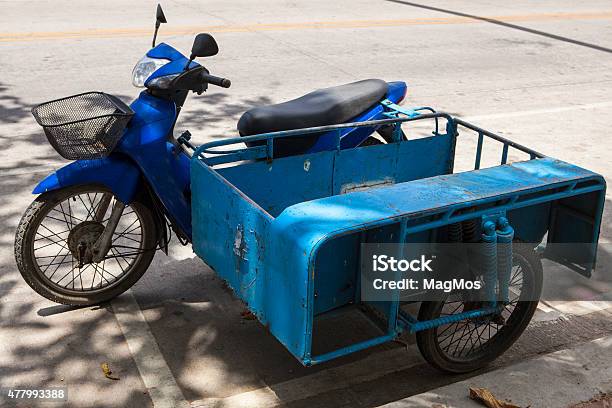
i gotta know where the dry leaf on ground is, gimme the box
[101,362,120,381]
[469,387,520,408]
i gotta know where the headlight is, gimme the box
[131,56,170,87]
[147,74,179,90]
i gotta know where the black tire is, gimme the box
[416,243,543,373]
[14,184,158,306]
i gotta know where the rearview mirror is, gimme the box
[152,4,167,47]
[156,4,167,24]
[191,33,219,58]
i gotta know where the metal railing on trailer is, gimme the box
[189,104,545,171]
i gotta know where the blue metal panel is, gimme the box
[507,202,551,243]
[32,156,142,203]
[218,150,335,217]
[274,158,603,244]
[217,134,453,218]
[144,43,200,86]
[332,134,453,194]
[191,159,272,317]
[544,186,607,276]
[265,219,314,360]
[312,234,359,314]
[116,91,193,238]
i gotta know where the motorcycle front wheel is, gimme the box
[14,184,158,306]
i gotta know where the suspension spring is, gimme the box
[447,222,463,243]
[481,221,497,306]
[461,219,479,243]
[496,217,514,304]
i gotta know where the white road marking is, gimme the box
[536,301,556,313]
[464,101,612,122]
[542,300,612,316]
[112,289,190,408]
[191,345,424,408]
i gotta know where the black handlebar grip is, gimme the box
[202,73,231,88]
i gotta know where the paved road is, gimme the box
[1,1,611,407]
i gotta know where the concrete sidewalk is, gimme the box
[380,333,612,408]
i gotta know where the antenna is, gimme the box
[152,4,167,48]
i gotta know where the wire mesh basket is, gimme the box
[31,92,134,160]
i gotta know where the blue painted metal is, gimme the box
[144,43,200,86]
[191,109,606,365]
[496,217,514,303]
[501,143,509,165]
[475,132,484,169]
[117,91,192,236]
[481,221,498,306]
[32,156,142,204]
[308,333,397,365]
[404,306,500,333]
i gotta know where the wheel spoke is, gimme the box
[76,194,95,220]
[438,322,464,347]
[34,236,68,251]
[42,244,70,275]
[38,223,70,245]
[110,247,128,273]
[451,323,472,356]
[38,257,73,269]
[115,218,139,238]
[441,321,468,353]
[35,228,71,242]
[48,252,75,281]
[113,232,141,245]
[90,262,98,290]
[50,207,85,223]
[57,201,73,231]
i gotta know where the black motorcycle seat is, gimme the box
[237,79,388,137]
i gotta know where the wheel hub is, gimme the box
[463,301,506,325]
[67,221,105,265]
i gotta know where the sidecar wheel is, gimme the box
[415,243,542,373]
[14,184,158,306]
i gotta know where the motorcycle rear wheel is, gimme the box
[14,184,157,306]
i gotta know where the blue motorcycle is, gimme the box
[14,5,407,306]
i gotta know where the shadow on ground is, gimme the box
[0,80,274,170]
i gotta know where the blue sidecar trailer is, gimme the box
[189,101,605,372]
[17,12,605,372]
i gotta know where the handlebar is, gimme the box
[202,73,231,88]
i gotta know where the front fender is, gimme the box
[33,155,142,204]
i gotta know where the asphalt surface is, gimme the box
[1,1,612,407]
